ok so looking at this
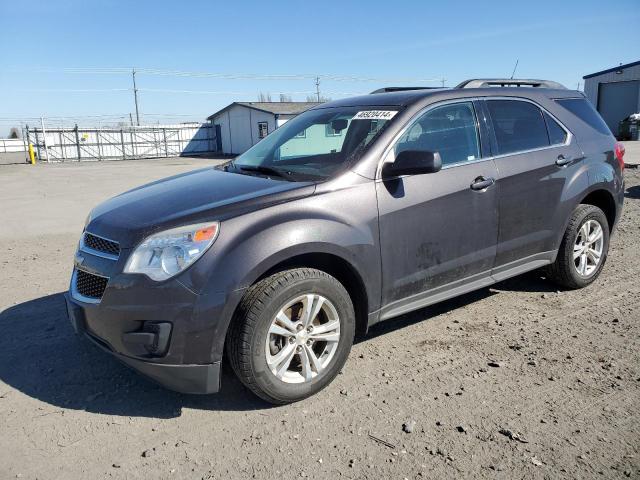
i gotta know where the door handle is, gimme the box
[470,176,495,191]
[555,154,574,166]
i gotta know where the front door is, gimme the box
[376,101,499,319]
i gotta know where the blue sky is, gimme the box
[1,0,638,132]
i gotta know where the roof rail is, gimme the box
[370,86,443,94]
[456,78,567,89]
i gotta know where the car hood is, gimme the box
[87,167,315,248]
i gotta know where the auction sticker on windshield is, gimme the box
[353,110,398,120]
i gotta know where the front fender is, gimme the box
[182,177,381,362]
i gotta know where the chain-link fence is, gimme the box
[24,123,220,162]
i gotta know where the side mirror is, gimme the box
[382,150,442,177]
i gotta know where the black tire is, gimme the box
[546,204,610,289]
[226,268,355,405]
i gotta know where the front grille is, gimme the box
[75,269,108,299]
[84,233,120,257]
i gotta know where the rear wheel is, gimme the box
[226,268,355,404]
[546,204,610,289]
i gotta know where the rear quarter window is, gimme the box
[555,98,612,136]
[543,112,568,145]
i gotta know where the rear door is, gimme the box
[376,100,499,317]
[482,98,584,273]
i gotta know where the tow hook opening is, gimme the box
[122,322,172,357]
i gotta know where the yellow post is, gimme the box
[28,143,36,165]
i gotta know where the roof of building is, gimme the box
[207,101,321,120]
[583,60,640,79]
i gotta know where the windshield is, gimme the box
[229,106,399,181]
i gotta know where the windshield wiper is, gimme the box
[238,165,295,181]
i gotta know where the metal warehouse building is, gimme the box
[583,60,640,138]
[207,102,320,155]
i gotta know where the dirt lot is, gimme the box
[0,153,638,479]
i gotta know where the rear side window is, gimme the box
[544,112,568,145]
[395,101,480,166]
[486,100,549,155]
[555,98,611,136]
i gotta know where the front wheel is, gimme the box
[226,268,355,404]
[546,204,610,289]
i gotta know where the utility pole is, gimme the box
[315,76,320,102]
[129,113,134,126]
[132,68,140,126]
[441,78,446,88]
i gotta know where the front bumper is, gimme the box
[65,291,222,394]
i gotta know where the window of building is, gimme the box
[258,122,269,139]
[395,101,480,166]
[486,100,549,155]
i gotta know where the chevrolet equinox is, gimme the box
[66,79,626,404]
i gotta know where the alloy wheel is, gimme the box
[573,219,604,277]
[265,294,341,384]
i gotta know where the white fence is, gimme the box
[25,123,219,162]
[0,138,26,153]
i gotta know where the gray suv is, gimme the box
[65,78,626,404]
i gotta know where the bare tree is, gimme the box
[258,92,272,102]
[279,94,292,102]
[306,95,331,103]
[8,127,20,139]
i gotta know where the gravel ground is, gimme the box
[0,155,638,479]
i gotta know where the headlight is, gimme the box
[84,210,93,230]
[124,222,219,281]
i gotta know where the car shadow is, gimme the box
[1,272,554,418]
[0,294,269,418]
[362,287,496,342]
[625,184,640,199]
[490,269,560,293]
[363,270,559,341]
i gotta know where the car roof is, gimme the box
[315,84,582,110]
[317,89,449,109]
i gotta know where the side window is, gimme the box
[395,102,480,166]
[486,100,549,155]
[544,112,568,145]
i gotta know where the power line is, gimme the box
[14,88,130,93]
[0,113,208,120]
[11,87,369,96]
[7,66,444,84]
[140,88,367,96]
